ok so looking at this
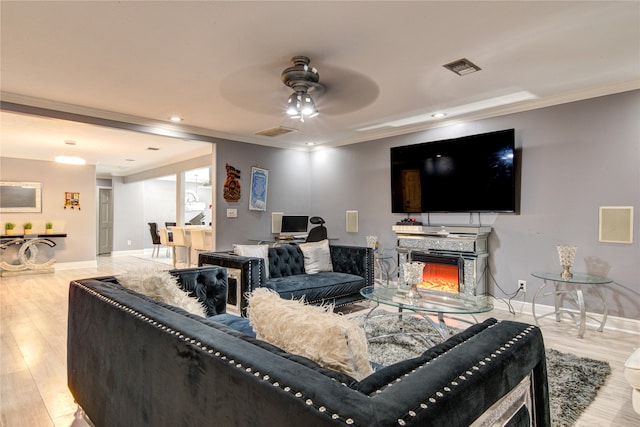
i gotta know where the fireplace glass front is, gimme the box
[411,253,463,295]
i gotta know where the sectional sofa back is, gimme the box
[268,245,305,277]
[266,244,374,280]
[68,270,550,427]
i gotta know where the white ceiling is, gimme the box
[1,1,639,177]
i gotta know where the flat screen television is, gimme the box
[390,129,517,213]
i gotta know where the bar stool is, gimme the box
[158,228,175,265]
[189,228,212,266]
[170,226,191,268]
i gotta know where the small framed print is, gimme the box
[599,206,633,244]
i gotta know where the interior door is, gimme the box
[97,188,113,255]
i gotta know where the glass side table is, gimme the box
[531,271,612,338]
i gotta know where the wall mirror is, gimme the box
[0,181,42,213]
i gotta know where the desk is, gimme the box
[531,271,612,338]
[0,234,67,276]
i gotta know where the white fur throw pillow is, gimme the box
[118,268,207,317]
[247,288,373,381]
[234,244,270,279]
[298,239,333,274]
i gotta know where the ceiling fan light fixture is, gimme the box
[286,93,302,116]
[300,94,318,116]
[281,56,321,122]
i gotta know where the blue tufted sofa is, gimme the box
[198,244,374,315]
[68,266,550,426]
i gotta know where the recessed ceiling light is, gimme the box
[147,147,160,151]
[169,116,183,122]
[306,142,315,146]
[55,156,86,165]
[125,159,136,162]
[431,113,447,119]
[64,140,77,145]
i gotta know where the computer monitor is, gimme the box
[280,215,308,233]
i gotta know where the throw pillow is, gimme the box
[247,288,373,381]
[234,244,270,279]
[118,268,207,317]
[298,239,333,274]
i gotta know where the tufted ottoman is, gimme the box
[625,347,640,414]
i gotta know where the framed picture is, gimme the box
[0,181,42,213]
[64,192,81,209]
[249,167,268,211]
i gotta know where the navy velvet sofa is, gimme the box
[198,244,374,315]
[67,266,550,427]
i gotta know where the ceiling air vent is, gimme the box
[254,126,297,137]
[443,58,481,76]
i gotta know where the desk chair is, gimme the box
[306,217,327,242]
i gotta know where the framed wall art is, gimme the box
[249,167,268,211]
[0,181,42,213]
[64,192,81,209]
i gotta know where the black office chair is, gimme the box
[306,217,327,242]
[148,222,162,257]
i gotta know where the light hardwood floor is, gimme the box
[1,254,638,426]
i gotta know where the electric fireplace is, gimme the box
[393,224,491,301]
[411,253,463,295]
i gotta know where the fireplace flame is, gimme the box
[417,263,460,294]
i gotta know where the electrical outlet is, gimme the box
[518,280,527,292]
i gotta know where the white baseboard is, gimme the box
[493,297,640,335]
[55,260,98,270]
[110,249,146,257]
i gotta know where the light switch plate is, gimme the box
[227,208,238,218]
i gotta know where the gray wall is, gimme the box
[214,141,311,249]
[309,90,640,319]
[0,157,97,263]
[1,91,637,320]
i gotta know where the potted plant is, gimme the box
[5,222,15,236]
[45,221,54,234]
[23,222,33,235]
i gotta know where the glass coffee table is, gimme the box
[360,286,493,344]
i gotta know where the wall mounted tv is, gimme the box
[390,128,517,213]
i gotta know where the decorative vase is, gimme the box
[45,229,53,235]
[557,245,577,279]
[402,261,425,299]
[24,229,32,235]
[6,229,14,236]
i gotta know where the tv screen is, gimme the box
[390,129,517,213]
[280,215,309,233]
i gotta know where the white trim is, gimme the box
[492,298,640,335]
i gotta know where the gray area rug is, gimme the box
[362,311,611,426]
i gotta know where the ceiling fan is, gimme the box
[281,56,322,121]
